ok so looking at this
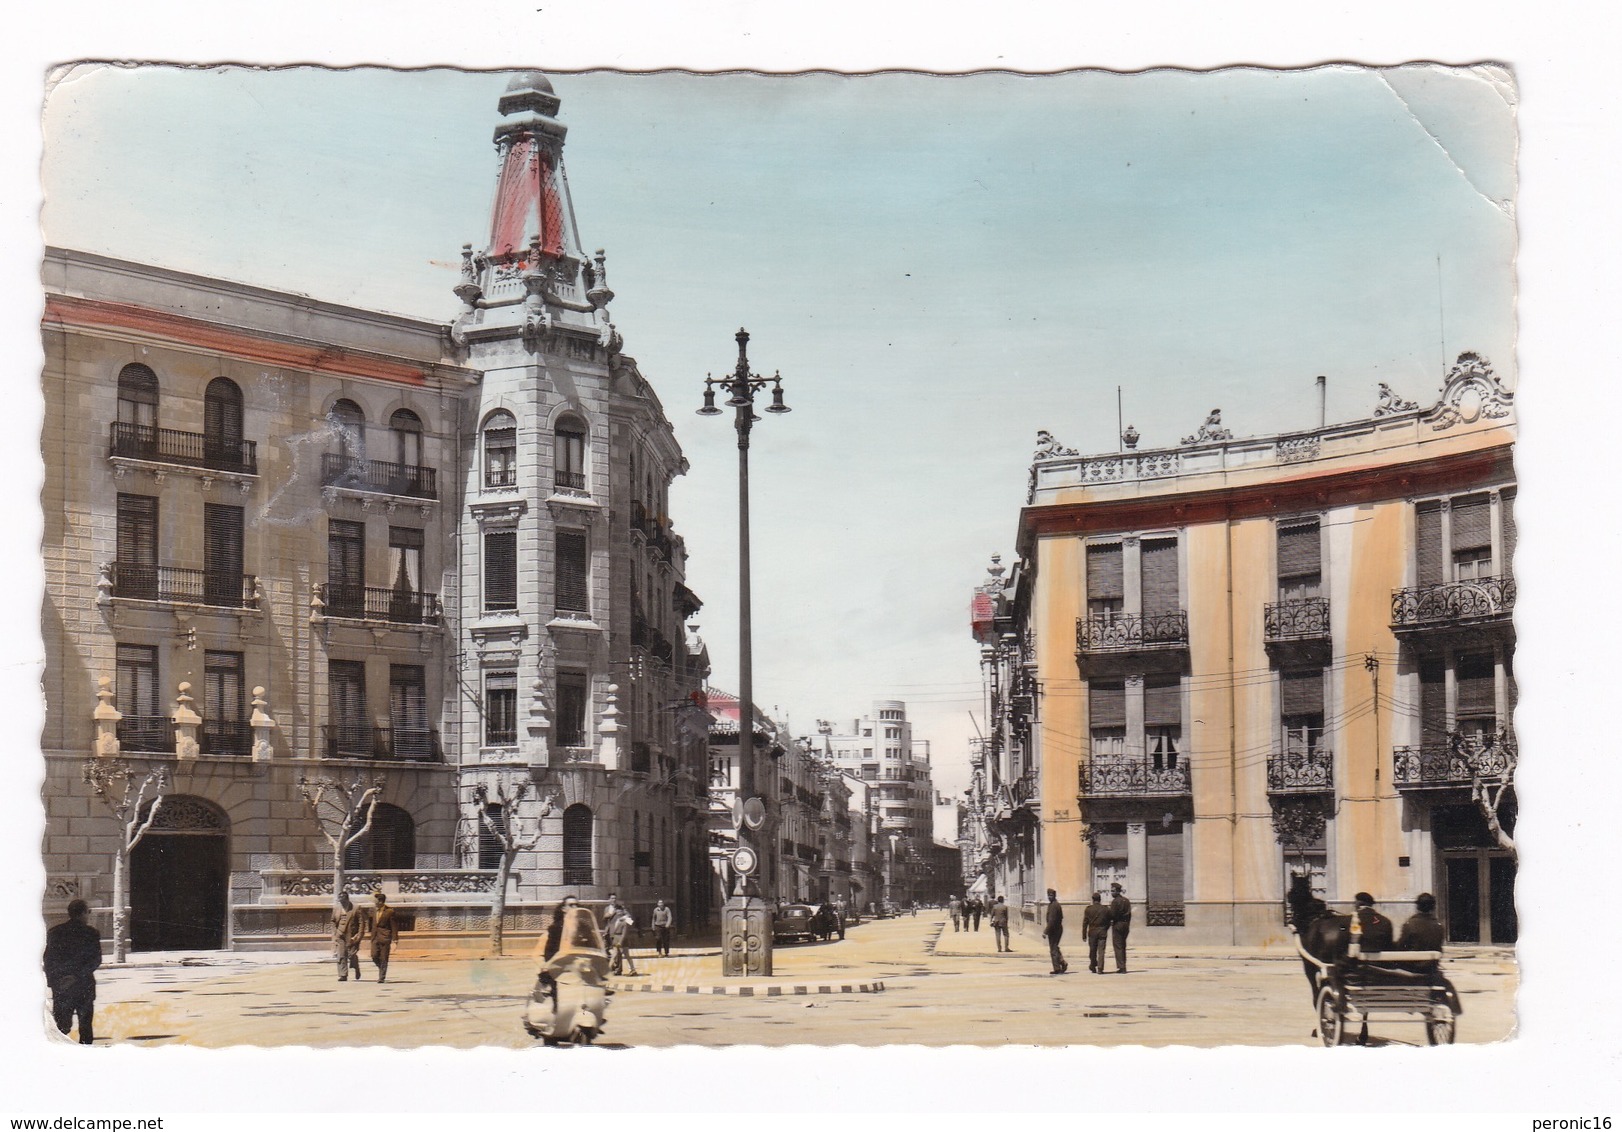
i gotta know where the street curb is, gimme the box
[606,980,886,996]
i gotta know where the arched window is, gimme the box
[562,803,593,885]
[344,802,416,871]
[483,410,517,488]
[203,377,245,468]
[389,408,423,469]
[328,399,365,461]
[118,364,159,426]
[554,415,587,493]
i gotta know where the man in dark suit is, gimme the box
[1081,891,1112,973]
[1353,891,1395,952]
[1397,892,1445,952]
[370,891,399,983]
[1107,882,1132,973]
[44,899,101,1045]
[1042,889,1067,974]
[333,892,366,981]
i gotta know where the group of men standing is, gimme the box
[333,891,401,983]
[1044,883,1133,975]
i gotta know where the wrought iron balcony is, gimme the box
[116,715,170,753]
[1390,576,1515,635]
[321,583,440,625]
[201,720,252,756]
[109,422,258,475]
[320,452,437,500]
[1079,756,1191,797]
[1266,745,1334,794]
[554,469,587,492]
[1265,597,1330,642]
[1392,740,1516,790]
[111,564,259,609]
[1077,610,1189,653]
[322,725,442,763]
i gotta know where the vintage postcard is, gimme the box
[37,62,1520,1054]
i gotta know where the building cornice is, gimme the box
[1017,443,1515,551]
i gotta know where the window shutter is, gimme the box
[328,660,368,726]
[1144,676,1181,728]
[204,504,244,603]
[1451,495,1491,552]
[562,804,594,885]
[1456,653,1496,717]
[1146,821,1185,908]
[203,651,243,721]
[1277,522,1321,581]
[1140,538,1180,616]
[1416,502,1444,586]
[1419,660,1447,743]
[484,530,517,609]
[1501,490,1516,575]
[370,805,415,870]
[117,494,158,567]
[1280,668,1325,717]
[1090,681,1126,729]
[1086,544,1123,601]
[556,530,589,613]
[328,520,365,585]
[116,644,159,716]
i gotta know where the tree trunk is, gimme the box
[112,842,129,964]
[490,851,514,956]
[331,860,348,962]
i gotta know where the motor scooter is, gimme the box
[523,906,611,1046]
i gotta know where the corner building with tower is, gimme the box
[968,357,1517,946]
[41,74,714,951]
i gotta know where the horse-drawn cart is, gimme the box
[1292,929,1458,1046]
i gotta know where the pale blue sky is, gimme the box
[42,64,1517,799]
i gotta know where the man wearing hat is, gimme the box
[1397,892,1444,953]
[1081,891,1112,973]
[1042,888,1067,974]
[1107,882,1133,973]
[1353,891,1395,952]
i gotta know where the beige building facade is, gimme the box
[974,356,1517,946]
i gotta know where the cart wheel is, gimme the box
[1425,1010,1456,1046]
[576,1027,596,1046]
[1315,985,1345,1047]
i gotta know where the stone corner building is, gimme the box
[968,359,1517,946]
[40,73,713,952]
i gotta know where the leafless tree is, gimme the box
[297,774,382,959]
[81,759,170,963]
[466,778,559,955]
[1464,731,1517,855]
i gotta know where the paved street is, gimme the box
[72,912,1516,1049]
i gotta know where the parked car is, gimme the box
[772,903,818,944]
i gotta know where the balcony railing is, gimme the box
[321,452,437,500]
[322,725,442,763]
[1077,610,1190,653]
[1266,745,1334,793]
[1079,756,1191,797]
[322,584,440,625]
[1265,597,1330,642]
[201,720,253,756]
[1390,576,1515,631]
[1393,740,1515,789]
[116,715,170,753]
[554,469,587,492]
[111,564,258,609]
[109,422,258,475]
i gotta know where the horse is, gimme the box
[1286,873,1351,994]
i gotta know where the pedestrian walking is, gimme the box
[600,893,621,932]
[333,892,365,981]
[1043,889,1067,974]
[1107,882,1132,973]
[607,907,639,976]
[990,895,1011,952]
[651,899,674,957]
[43,899,101,1045]
[948,894,962,931]
[1082,891,1112,973]
[970,897,984,931]
[369,890,399,983]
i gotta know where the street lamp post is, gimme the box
[698,328,789,977]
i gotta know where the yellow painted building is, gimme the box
[973,355,1516,947]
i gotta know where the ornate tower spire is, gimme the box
[487,72,580,269]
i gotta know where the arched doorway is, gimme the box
[130,795,229,951]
